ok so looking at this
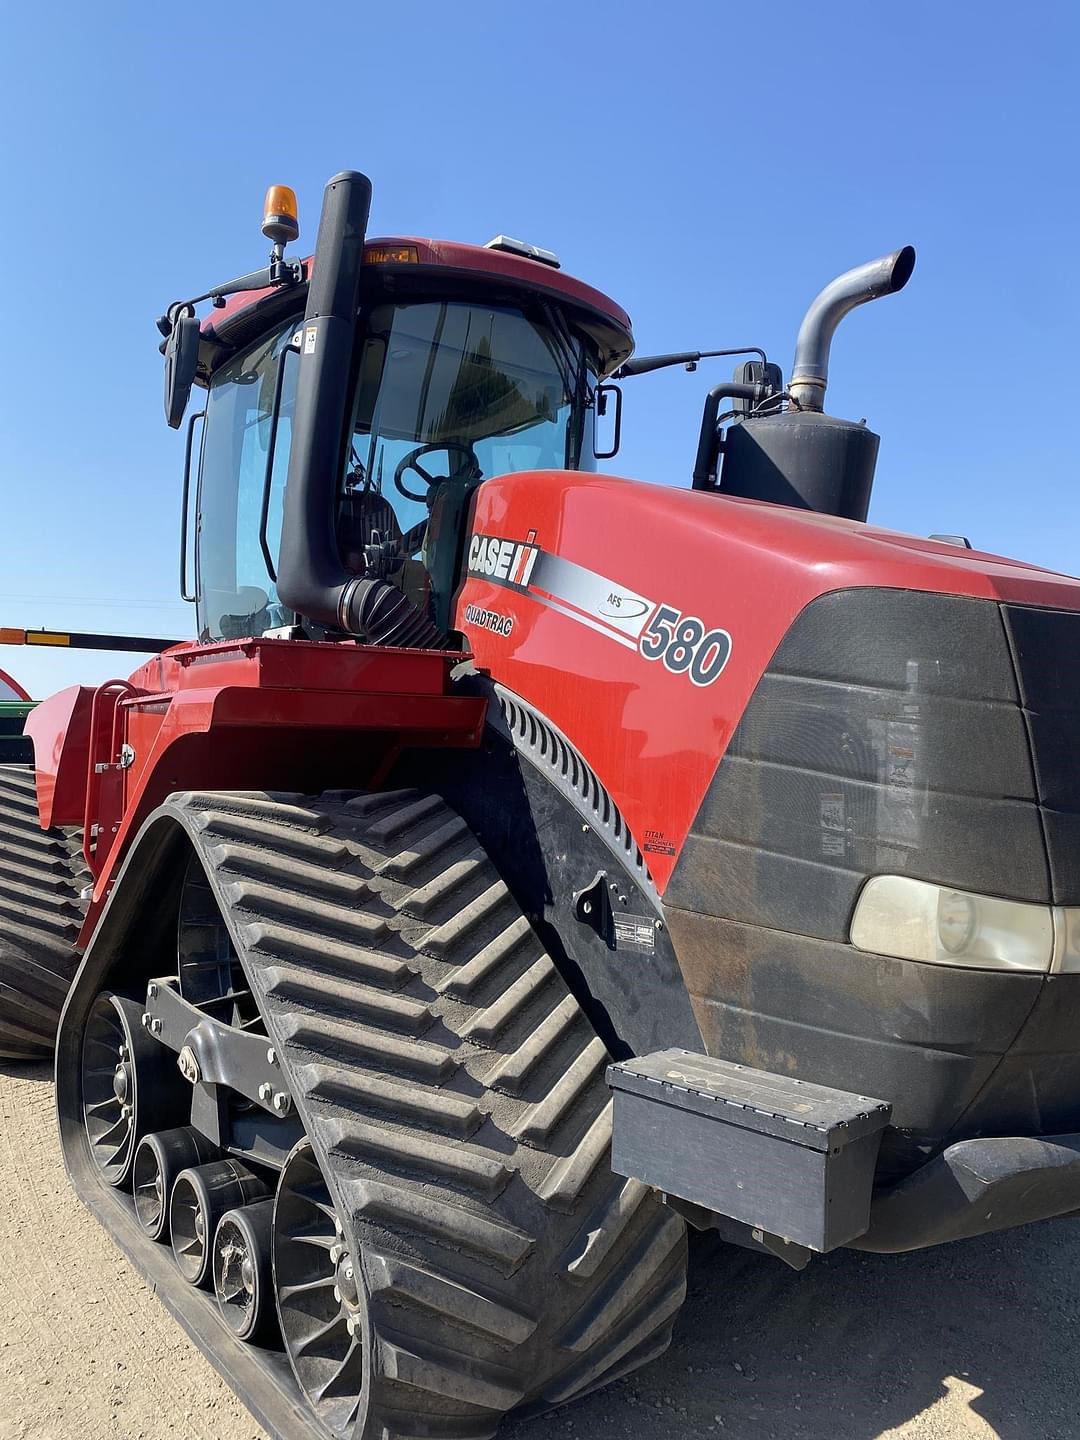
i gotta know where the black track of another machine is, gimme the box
[0,764,88,1061]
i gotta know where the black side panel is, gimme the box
[663,586,1080,1178]
[392,684,702,1061]
[1003,603,1080,900]
[664,909,1040,1178]
[955,973,1080,1139]
[666,588,1046,943]
[768,587,1019,697]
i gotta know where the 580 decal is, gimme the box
[466,529,733,687]
[639,605,732,687]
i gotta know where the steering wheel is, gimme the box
[393,442,480,502]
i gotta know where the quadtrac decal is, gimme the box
[463,603,514,638]
[466,531,732,686]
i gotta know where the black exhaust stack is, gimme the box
[275,171,445,645]
[717,247,915,521]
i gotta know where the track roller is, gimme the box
[213,1199,276,1343]
[170,1160,269,1288]
[81,991,184,1188]
[133,1127,218,1241]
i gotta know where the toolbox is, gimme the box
[608,1048,891,1251]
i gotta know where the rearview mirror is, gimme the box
[593,382,623,461]
[163,311,201,429]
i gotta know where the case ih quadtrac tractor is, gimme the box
[4,169,1080,1439]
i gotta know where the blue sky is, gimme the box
[1,2,1077,696]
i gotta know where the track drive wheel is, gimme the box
[0,764,88,1061]
[274,1142,367,1436]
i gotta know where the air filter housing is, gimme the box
[721,410,879,522]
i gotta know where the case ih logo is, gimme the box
[466,529,732,687]
[467,533,539,587]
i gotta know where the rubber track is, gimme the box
[0,766,88,1060]
[169,788,687,1440]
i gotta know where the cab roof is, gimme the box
[198,236,633,379]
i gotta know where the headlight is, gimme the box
[849,875,1080,973]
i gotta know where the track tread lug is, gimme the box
[263,962,434,1033]
[362,793,445,842]
[341,1176,535,1274]
[560,1178,651,1278]
[537,1101,614,1207]
[539,1262,687,1406]
[375,1332,525,1412]
[193,808,353,861]
[278,1010,457,1083]
[325,1119,511,1197]
[179,791,332,831]
[400,854,487,919]
[556,1212,686,1352]
[302,1060,483,1137]
[422,882,515,959]
[487,994,581,1096]
[436,917,535,999]
[206,839,370,899]
[460,956,557,1043]
[365,1252,536,1343]
[221,877,389,943]
[510,1038,609,1143]
[241,919,413,986]
[379,815,471,880]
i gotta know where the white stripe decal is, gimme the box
[528,593,640,649]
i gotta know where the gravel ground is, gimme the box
[2,1058,1076,1440]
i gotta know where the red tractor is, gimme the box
[5,169,1080,1439]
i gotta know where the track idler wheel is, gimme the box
[213,1200,276,1344]
[81,991,183,1188]
[273,1141,365,1440]
[132,1127,217,1242]
[170,1160,269,1289]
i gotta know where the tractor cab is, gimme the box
[166,182,633,648]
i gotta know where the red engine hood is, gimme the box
[456,470,1080,892]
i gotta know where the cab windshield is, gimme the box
[339,299,591,630]
[194,297,593,643]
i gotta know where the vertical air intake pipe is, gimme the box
[275,171,371,632]
[788,246,916,413]
[275,172,446,646]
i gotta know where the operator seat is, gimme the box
[338,485,432,619]
[338,487,403,575]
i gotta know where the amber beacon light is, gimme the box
[262,185,299,246]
